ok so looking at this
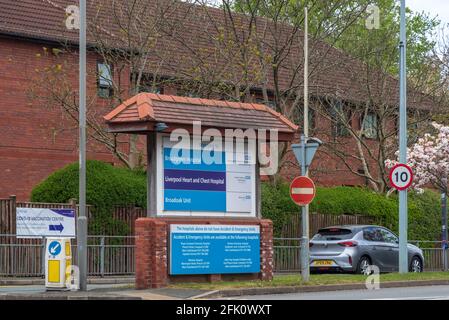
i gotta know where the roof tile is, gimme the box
[104,93,298,133]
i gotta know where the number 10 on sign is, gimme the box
[389,164,413,191]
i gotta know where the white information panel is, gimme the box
[156,135,257,217]
[16,208,76,238]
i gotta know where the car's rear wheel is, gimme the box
[356,256,371,275]
[409,256,423,273]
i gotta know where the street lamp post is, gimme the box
[398,0,408,274]
[300,6,310,283]
[77,0,88,290]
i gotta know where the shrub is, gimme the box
[31,160,147,236]
[261,183,441,242]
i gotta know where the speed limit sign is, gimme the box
[389,164,413,191]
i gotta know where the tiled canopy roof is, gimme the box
[104,93,298,140]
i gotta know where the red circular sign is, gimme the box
[389,164,413,191]
[290,176,316,206]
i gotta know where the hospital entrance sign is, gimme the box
[169,224,260,275]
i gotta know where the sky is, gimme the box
[407,0,449,26]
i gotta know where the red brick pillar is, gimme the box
[135,218,168,289]
[259,219,274,281]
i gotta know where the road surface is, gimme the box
[234,285,449,300]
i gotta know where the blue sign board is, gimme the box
[162,139,255,215]
[169,224,260,275]
[48,241,61,256]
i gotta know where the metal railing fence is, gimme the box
[2,235,449,276]
[0,234,136,277]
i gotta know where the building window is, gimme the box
[97,62,113,98]
[330,100,351,137]
[362,112,378,139]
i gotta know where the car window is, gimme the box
[312,228,354,241]
[379,228,398,244]
[363,227,384,242]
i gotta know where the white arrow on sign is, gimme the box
[50,243,60,255]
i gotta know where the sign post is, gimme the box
[389,164,413,191]
[78,0,88,291]
[290,176,316,206]
[291,137,321,282]
[398,0,408,274]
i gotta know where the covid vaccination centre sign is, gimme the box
[16,207,76,238]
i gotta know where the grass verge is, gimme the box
[168,272,449,291]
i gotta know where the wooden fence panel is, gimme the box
[280,212,378,238]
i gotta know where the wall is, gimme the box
[0,37,119,200]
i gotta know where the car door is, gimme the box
[362,227,389,271]
[378,228,399,271]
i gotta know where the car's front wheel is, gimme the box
[409,256,423,273]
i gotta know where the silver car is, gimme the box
[309,225,424,274]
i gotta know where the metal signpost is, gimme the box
[398,0,408,274]
[389,164,413,191]
[78,0,88,291]
[291,138,321,282]
[289,176,316,206]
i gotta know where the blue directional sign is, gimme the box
[48,241,61,256]
[49,223,64,232]
[169,224,260,275]
[291,137,322,170]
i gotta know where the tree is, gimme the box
[230,0,445,192]
[29,0,183,169]
[167,0,370,183]
[309,0,444,192]
[386,122,449,194]
[386,122,449,263]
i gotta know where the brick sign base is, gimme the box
[135,218,274,289]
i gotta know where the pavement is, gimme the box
[0,276,135,286]
[0,281,211,300]
[3,277,449,300]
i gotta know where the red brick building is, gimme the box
[0,0,436,200]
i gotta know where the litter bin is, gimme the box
[45,237,72,290]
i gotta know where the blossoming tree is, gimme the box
[386,122,449,255]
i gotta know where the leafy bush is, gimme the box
[31,160,147,236]
[262,183,441,242]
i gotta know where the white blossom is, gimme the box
[386,123,449,192]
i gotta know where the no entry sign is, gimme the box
[389,164,413,191]
[290,176,316,206]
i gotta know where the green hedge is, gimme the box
[261,184,441,242]
[31,161,441,242]
[31,160,146,236]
